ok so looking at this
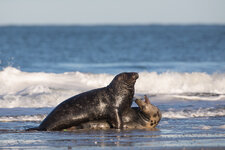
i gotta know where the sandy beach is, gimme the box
[0,126,225,149]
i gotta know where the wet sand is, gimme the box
[0,126,225,150]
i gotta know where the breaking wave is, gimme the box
[0,67,225,108]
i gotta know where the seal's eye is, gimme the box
[117,74,125,81]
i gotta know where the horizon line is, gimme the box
[0,23,225,27]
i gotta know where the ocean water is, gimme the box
[0,25,225,149]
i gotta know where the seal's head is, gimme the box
[135,95,162,128]
[109,72,139,88]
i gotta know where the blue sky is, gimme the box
[0,0,225,25]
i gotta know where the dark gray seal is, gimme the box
[28,72,139,131]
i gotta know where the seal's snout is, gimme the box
[132,73,139,80]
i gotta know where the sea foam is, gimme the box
[1,107,225,122]
[162,107,225,119]
[0,67,225,108]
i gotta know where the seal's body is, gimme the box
[66,96,162,130]
[33,72,139,131]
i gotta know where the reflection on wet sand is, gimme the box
[47,129,161,147]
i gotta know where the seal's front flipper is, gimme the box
[144,95,151,104]
[108,108,123,129]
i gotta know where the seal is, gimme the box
[28,72,139,131]
[65,95,162,130]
